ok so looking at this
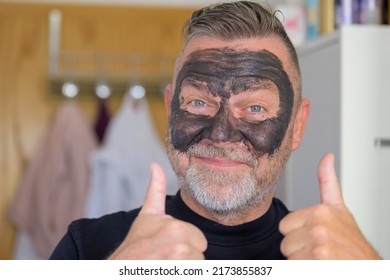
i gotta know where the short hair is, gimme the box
[181,1,301,97]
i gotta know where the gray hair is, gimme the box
[181,1,301,97]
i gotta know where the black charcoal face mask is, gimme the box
[169,48,294,157]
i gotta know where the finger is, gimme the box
[318,153,344,205]
[185,251,205,260]
[175,250,205,260]
[279,208,311,235]
[185,222,208,253]
[285,246,314,260]
[140,163,167,215]
[280,227,309,257]
[164,246,205,260]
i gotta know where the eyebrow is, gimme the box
[250,79,278,91]
[181,78,211,93]
[234,78,279,96]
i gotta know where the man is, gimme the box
[50,1,381,260]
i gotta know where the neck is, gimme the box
[179,187,274,226]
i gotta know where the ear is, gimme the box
[291,98,310,151]
[164,84,172,117]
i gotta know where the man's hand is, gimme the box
[279,153,381,259]
[108,163,207,260]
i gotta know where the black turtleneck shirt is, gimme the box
[50,192,289,260]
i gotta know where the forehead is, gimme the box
[177,36,293,77]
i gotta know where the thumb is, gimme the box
[318,153,344,206]
[140,163,167,215]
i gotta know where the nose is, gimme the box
[207,110,242,143]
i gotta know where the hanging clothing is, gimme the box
[12,231,43,260]
[9,101,97,259]
[93,98,111,144]
[85,94,179,218]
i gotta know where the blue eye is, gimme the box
[249,105,263,112]
[192,99,206,107]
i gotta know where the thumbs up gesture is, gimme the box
[279,154,381,259]
[108,163,207,260]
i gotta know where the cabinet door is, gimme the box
[371,69,390,259]
[341,25,390,259]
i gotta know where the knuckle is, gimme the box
[162,220,188,235]
[311,204,331,219]
[172,243,192,257]
[309,224,328,240]
[312,245,331,260]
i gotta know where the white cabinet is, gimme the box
[280,25,390,259]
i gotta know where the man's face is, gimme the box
[166,36,298,215]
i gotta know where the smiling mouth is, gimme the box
[194,156,247,168]
[186,141,258,168]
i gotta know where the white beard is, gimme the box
[183,161,270,215]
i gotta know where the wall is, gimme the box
[0,2,193,259]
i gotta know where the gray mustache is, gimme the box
[187,144,258,167]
